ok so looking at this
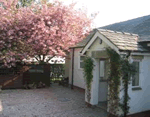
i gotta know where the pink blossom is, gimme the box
[0,0,93,67]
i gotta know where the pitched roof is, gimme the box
[100,15,150,36]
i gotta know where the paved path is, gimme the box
[0,84,108,117]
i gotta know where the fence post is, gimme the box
[44,64,50,86]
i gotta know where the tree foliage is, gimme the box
[0,0,92,67]
[107,48,136,117]
[119,54,136,117]
[107,48,122,116]
[83,57,94,103]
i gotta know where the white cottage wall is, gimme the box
[89,58,99,105]
[68,48,85,89]
[129,55,150,114]
[87,37,109,56]
[119,55,150,115]
[73,48,85,89]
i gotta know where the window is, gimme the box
[100,60,105,80]
[79,56,85,69]
[132,61,140,86]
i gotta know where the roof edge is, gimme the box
[119,49,150,53]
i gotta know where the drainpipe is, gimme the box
[71,48,75,89]
[124,50,131,117]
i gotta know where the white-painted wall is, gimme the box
[89,58,99,105]
[87,37,109,56]
[73,48,85,89]
[119,55,150,115]
[68,48,85,89]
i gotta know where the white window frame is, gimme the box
[99,60,106,80]
[78,53,86,70]
[131,59,141,88]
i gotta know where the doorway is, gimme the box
[98,59,108,110]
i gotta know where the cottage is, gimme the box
[65,29,150,115]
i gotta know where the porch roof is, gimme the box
[98,29,149,52]
[72,28,150,53]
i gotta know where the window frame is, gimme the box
[78,53,86,70]
[131,59,141,88]
[99,60,106,81]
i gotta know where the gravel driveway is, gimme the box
[0,83,108,117]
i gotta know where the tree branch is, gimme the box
[46,56,55,63]
[38,55,41,61]
[34,55,39,61]
[43,55,46,62]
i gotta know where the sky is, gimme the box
[60,0,150,28]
